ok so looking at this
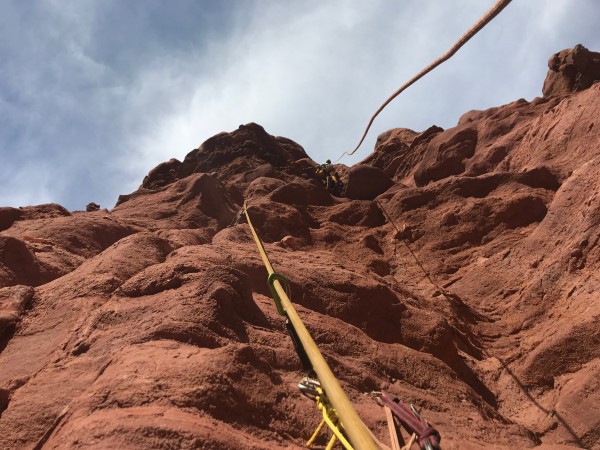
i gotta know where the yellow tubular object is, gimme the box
[306,418,327,447]
[326,435,339,450]
[243,202,379,450]
[317,397,352,450]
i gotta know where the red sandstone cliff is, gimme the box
[0,46,599,449]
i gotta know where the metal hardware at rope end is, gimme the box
[299,377,322,400]
[267,272,289,316]
[228,207,247,227]
[410,404,421,419]
[301,377,353,450]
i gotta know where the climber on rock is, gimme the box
[316,160,344,196]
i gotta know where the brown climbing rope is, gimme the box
[336,0,513,162]
[376,200,453,301]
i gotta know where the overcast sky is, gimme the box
[1,0,598,210]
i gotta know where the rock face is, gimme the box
[345,164,394,200]
[543,44,600,97]
[0,48,599,449]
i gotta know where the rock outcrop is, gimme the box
[543,44,600,97]
[0,47,598,449]
[345,164,393,199]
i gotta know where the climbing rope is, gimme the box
[242,201,379,450]
[376,200,453,302]
[336,0,513,162]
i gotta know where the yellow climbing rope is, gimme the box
[242,201,379,450]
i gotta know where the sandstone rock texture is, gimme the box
[1,48,599,449]
[543,44,600,98]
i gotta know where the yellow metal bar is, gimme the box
[243,202,379,450]
[318,397,353,450]
[326,434,339,450]
[306,418,327,447]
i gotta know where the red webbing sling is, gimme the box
[379,391,441,450]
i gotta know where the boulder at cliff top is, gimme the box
[125,122,314,208]
[543,44,600,97]
[179,122,308,183]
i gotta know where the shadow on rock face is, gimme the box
[0,285,34,351]
[400,307,497,407]
[115,173,237,233]
[517,316,600,389]
[0,237,54,288]
[199,266,268,330]
[448,168,560,199]
[244,177,286,204]
[0,208,23,232]
[281,258,406,344]
[142,158,182,190]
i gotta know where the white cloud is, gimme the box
[1,0,599,210]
